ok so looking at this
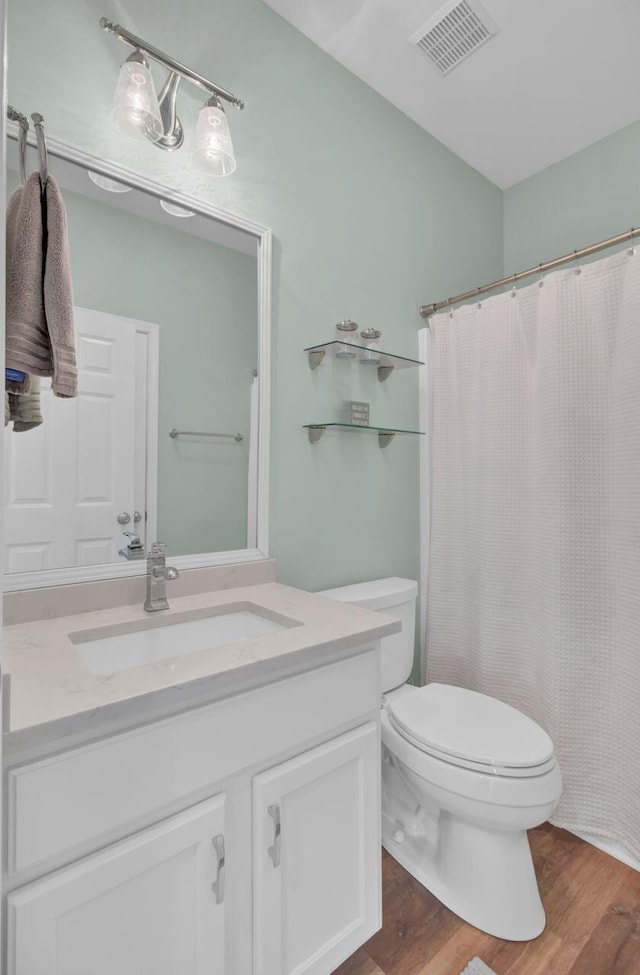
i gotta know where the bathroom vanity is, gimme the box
[2,581,398,975]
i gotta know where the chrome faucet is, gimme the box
[144,542,180,613]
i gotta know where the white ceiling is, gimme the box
[262,0,640,188]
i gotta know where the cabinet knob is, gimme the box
[116,512,131,525]
[267,804,281,868]
[212,834,225,904]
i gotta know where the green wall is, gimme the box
[8,169,257,557]
[8,0,504,594]
[504,120,640,272]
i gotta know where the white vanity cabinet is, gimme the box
[253,723,379,975]
[7,795,227,975]
[3,649,381,975]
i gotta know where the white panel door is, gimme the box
[7,794,226,975]
[4,307,138,572]
[253,723,381,975]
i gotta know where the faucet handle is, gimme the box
[122,531,143,550]
[118,531,145,561]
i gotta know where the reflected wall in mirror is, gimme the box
[4,136,271,589]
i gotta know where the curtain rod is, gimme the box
[419,226,640,319]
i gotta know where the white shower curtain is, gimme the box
[424,247,640,859]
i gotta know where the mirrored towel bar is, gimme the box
[7,105,30,184]
[7,106,49,185]
[169,428,243,442]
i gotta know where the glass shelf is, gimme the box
[304,341,424,382]
[303,422,425,449]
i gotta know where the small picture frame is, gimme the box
[345,400,370,426]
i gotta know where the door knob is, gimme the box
[117,512,131,525]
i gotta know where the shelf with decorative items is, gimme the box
[303,422,425,449]
[305,341,424,383]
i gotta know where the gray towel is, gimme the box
[43,176,77,398]
[5,175,47,393]
[8,378,43,431]
[5,173,77,398]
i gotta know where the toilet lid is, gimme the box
[387,683,554,773]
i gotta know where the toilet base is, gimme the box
[381,755,549,941]
[382,812,545,941]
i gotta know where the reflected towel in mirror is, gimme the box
[5,172,77,398]
[5,174,44,394]
[6,378,43,432]
[43,176,77,397]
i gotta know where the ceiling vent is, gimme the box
[411,0,499,76]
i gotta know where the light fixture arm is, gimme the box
[155,73,184,150]
[100,17,245,111]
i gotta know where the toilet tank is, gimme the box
[317,577,418,692]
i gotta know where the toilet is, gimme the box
[318,577,562,942]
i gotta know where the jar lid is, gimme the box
[360,328,381,339]
[336,320,358,332]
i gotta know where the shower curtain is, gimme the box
[424,247,640,859]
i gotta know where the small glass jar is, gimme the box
[335,320,359,358]
[360,327,382,364]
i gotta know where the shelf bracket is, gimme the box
[307,426,326,444]
[308,349,326,370]
[378,432,395,448]
[377,365,394,383]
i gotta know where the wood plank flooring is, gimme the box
[333,824,640,975]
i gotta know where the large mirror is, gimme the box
[4,134,271,590]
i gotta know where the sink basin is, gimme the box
[71,604,293,676]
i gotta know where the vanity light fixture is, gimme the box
[100,16,244,176]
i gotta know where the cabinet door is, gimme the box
[7,794,226,975]
[253,722,380,975]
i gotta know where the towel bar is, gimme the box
[169,428,243,442]
[7,106,29,184]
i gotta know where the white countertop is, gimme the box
[3,582,399,753]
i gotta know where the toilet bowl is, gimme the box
[318,578,562,942]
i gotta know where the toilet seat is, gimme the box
[386,683,556,779]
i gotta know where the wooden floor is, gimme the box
[333,824,640,975]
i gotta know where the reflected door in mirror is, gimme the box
[4,308,154,572]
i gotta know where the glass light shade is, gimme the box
[192,100,236,176]
[110,56,163,142]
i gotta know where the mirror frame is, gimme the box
[4,127,272,591]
